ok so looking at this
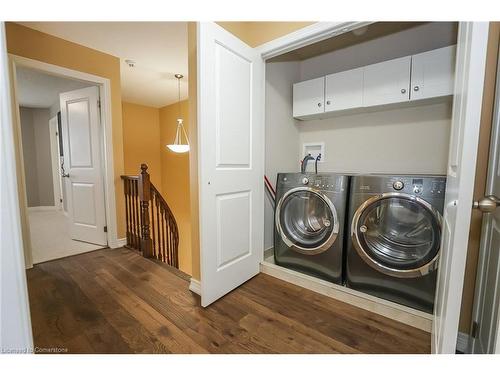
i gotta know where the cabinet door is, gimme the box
[410,45,456,101]
[325,67,363,112]
[363,56,411,107]
[293,77,325,118]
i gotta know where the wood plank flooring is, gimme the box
[26,248,431,354]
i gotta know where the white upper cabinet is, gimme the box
[293,77,325,118]
[410,45,456,101]
[292,45,456,120]
[325,67,363,112]
[363,56,411,107]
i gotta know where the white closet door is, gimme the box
[432,22,489,354]
[198,22,264,307]
[325,67,363,112]
[363,56,411,107]
[411,45,457,101]
[60,86,107,246]
[293,77,325,118]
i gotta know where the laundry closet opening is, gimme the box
[262,21,458,332]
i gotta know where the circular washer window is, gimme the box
[277,188,338,255]
[353,194,441,276]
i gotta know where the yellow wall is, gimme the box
[122,102,162,188]
[217,22,315,47]
[159,100,192,275]
[6,22,126,239]
[187,22,200,280]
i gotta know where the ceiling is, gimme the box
[16,67,91,108]
[268,22,433,62]
[18,22,188,108]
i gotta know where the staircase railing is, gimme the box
[121,164,179,268]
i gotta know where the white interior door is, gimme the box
[60,86,107,246]
[198,22,264,307]
[432,22,489,354]
[471,44,500,354]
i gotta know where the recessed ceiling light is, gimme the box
[125,59,135,68]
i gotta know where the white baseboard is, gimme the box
[260,259,433,333]
[28,206,59,212]
[456,332,471,353]
[109,237,127,249]
[189,278,201,295]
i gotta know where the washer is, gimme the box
[274,173,349,284]
[346,174,446,313]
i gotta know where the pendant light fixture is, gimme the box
[167,73,190,153]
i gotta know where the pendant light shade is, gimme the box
[167,74,190,153]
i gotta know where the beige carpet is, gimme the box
[29,209,104,264]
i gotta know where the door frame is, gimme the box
[48,114,63,211]
[8,54,119,268]
[256,21,485,353]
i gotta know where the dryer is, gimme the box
[346,174,446,313]
[274,173,349,284]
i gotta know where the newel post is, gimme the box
[138,164,153,258]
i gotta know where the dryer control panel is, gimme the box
[387,177,445,198]
[354,175,446,199]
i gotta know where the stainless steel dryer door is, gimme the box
[351,192,442,278]
[276,187,339,255]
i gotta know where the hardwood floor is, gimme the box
[26,248,431,354]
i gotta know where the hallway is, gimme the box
[26,248,431,353]
[29,209,104,264]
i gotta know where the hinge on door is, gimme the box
[60,198,63,203]
[97,99,101,109]
[104,226,108,233]
[471,321,479,338]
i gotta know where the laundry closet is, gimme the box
[262,22,459,330]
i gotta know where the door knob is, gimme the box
[473,195,500,213]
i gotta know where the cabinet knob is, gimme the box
[401,88,407,94]
[317,102,322,107]
[326,100,331,105]
[414,86,420,91]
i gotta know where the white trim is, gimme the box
[257,22,374,60]
[189,278,201,295]
[27,206,59,212]
[48,115,62,210]
[456,332,471,353]
[111,237,127,249]
[0,22,33,352]
[432,22,489,354]
[260,258,432,333]
[8,54,119,257]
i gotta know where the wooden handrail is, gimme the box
[121,164,179,268]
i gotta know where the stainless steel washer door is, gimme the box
[351,193,442,278]
[276,187,339,255]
